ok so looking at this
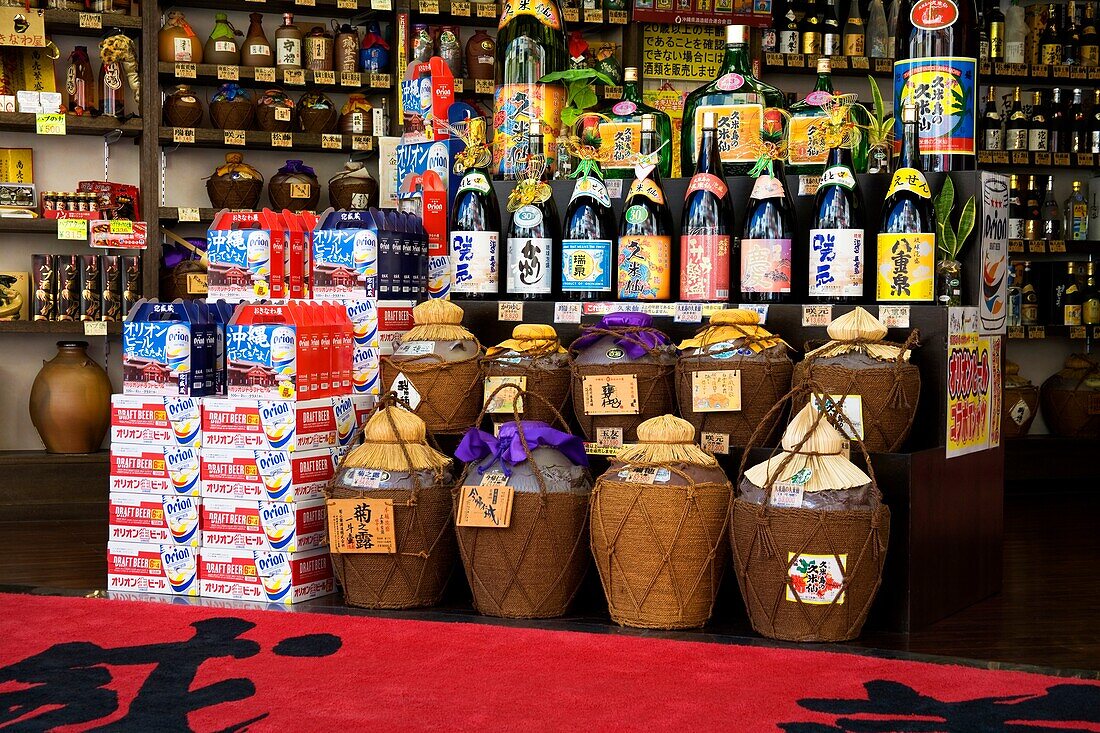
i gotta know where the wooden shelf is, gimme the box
[0,218,56,234]
[43,9,143,35]
[978,150,1099,170]
[1005,435,1099,483]
[762,52,894,78]
[1007,239,1098,257]
[159,63,392,93]
[981,59,1100,85]
[0,112,142,137]
[411,0,625,25]
[159,206,220,222]
[0,321,122,335]
[164,0,382,16]
[0,450,108,466]
[159,127,376,154]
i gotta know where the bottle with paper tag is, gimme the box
[483,324,571,426]
[741,131,796,303]
[450,117,502,300]
[506,119,560,300]
[204,12,242,66]
[597,67,672,179]
[809,136,867,303]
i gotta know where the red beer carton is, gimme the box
[108,492,202,546]
[107,541,200,596]
[201,497,327,551]
[198,547,334,604]
[110,395,203,448]
[201,397,349,451]
[200,448,338,502]
[109,444,201,496]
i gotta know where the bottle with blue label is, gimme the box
[562,152,615,301]
[809,141,866,303]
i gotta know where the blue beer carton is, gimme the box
[123,299,217,397]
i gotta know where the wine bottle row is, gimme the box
[1010,260,1100,326]
[449,104,940,305]
[1008,175,1091,242]
[981,86,1100,155]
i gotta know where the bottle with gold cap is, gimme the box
[562,140,616,300]
[506,118,560,300]
[681,110,735,303]
[1064,179,1089,240]
[450,116,501,300]
[787,57,836,174]
[599,66,673,179]
[681,24,786,176]
[618,114,675,301]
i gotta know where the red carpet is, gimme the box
[0,593,1096,732]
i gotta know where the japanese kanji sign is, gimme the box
[946,307,993,459]
[581,374,640,416]
[327,498,396,554]
[0,8,46,48]
[641,24,724,81]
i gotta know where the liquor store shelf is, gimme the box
[158,63,393,94]
[411,0,628,26]
[160,0,383,17]
[0,321,122,335]
[1006,324,1100,340]
[158,128,376,154]
[452,78,621,98]
[43,9,143,36]
[158,207,219,222]
[1004,436,1100,484]
[980,60,1100,86]
[762,53,894,79]
[977,150,1100,170]
[0,113,142,137]
[1008,239,1099,257]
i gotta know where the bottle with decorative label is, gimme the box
[800,0,825,53]
[868,0,890,57]
[1083,262,1100,324]
[598,67,673,179]
[1041,175,1062,240]
[493,0,567,178]
[787,57,835,174]
[1023,175,1042,240]
[894,0,978,171]
[680,111,735,303]
[988,0,1005,59]
[1020,261,1039,324]
[877,102,935,302]
[844,0,866,55]
[1005,87,1028,151]
[823,0,842,54]
[1065,179,1089,240]
[981,86,1002,151]
[1081,2,1099,65]
[1039,3,1064,64]
[204,12,241,66]
[98,55,124,118]
[1062,262,1083,325]
[275,14,303,70]
[618,114,675,301]
[65,46,97,115]
[778,0,801,53]
[1008,174,1025,239]
[741,121,796,304]
[682,25,786,176]
[562,155,616,301]
[1029,91,1049,153]
[809,140,866,302]
[450,118,501,300]
[506,119,560,299]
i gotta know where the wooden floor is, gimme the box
[1,490,1097,673]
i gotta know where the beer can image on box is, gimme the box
[108,493,202,546]
[199,547,334,604]
[107,541,200,596]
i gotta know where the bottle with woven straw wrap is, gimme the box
[1003,361,1038,439]
[589,414,732,630]
[482,324,571,426]
[327,401,457,610]
[792,307,921,453]
[676,308,793,449]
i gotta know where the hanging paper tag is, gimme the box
[456,483,514,528]
[327,498,397,554]
[770,481,805,508]
[691,370,741,412]
[701,432,729,455]
[582,375,640,415]
[812,394,865,439]
[390,373,421,409]
[484,375,526,413]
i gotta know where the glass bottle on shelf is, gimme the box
[681,111,735,303]
[1090,88,1100,153]
[981,86,1002,151]
[1020,261,1039,325]
[1084,262,1100,324]
[894,0,978,171]
[1041,175,1062,240]
[1005,87,1028,151]
[1050,87,1068,153]
[809,138,866,302]
[204,12,241,66]
[493,0,568,179]
[450,117,501,300]
[1065,180,1089,240]
[1070,88,1088,152]
[988,0,1006,60]
[1023,175,1042,240]
[1004,0,1027,64]
[844,0,866,56]
[1062,262,1083,325]
[65,46,96,116]
[241,13,274,68]
[505,119,560,300]
[98,54,124,118]
[1039,3,1064,64]
[823,0,842,55]
[877,101,935,302]
[779,0,801,53]
[800,0,824,54]
[275,13,303,70]
[867,0,889,57]
[1028,90,1049,153]
[617,114,675,302]
[1066,1,1081,64]
[562,153,616,301]
[741,156,796,304]
[681,25,786,177]
[787,57,835,174]
[599,67,673,180]
[886,0,901,56]
[1008,174,1024,240]
[1007,262,1023,326]
[1081,2,1099,65]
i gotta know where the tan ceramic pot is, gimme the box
[29,341,112,453]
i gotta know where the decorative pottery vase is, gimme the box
[29,341,112,454]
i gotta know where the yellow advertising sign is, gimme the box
[641,24,724,81]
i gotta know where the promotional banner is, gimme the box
[979,172,1009,334]
[947,307,992,459]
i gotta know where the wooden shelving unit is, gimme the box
[42,9,143,35]
[159,127,376,153]
[0,113,142,137]
[762,52,894,78]
[0,321,122,335]
[158,62,392,93]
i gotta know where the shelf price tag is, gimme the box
[217,65,239,81]
[109,220,134,234]
[321,133,343,149]
[186,273,208,295]
[177,207,200,222]
[284,69,306,85]
[1034,152,1052,167]
[452,78,464,93]
[223,129,246,146]
[78,12,101,29]
[419,0,439,12]
[1071,326,1087,340]
[351,134,372,151]
[476,1,497,16]
[1027,326,1045,339]
[474,78,493,94]
[296,0,316,7]
[563,6,579,21]
[1054,152,1071,166]
[35,113,65,135]
[608,9,627,22]
[57,218,87,241]
[850,56,869,69]
[701,432,729,455]
[801,304,832,327]
[1027,240,1047,253]
[601,85,622,99]
[340,71,360,86]
[1007,239,1024,253]
[554,302,582,324]
[674,302,703,323]
[372,0,392,9]
[83,320,107,336]
[583,7,602,21]
[1007,325,1025,339]
[369,73,390,88]
[878,304,910,329]
[1011,151,1029,165]
[172,127,195,144]
[787,53,805,67]
[314,70,336,85]
[452,0,471,13]
[337,0,357,7]
[255,67,276,83]
[174,62,196,79]
[993,151,1010,164]
[498,301,523,321]
[1050,240,1067,253]
[271,132,293,147]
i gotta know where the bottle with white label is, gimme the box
[506,119,560,300]
[241,13,274,68]
[204,12,241,66]
[562,155,615,301]
[275,13,303,70]
[809,142,866,303]
[450,117,501,300]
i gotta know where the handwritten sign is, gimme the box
[57,218,87,241]
[35,113,65,135]
[223,129,246,146]
[554,302,582,323]
[217,65,239,81]
[321,133,342,150]
[582,374,639,416]
[271,132,293,148]
[596,426,623,449]
[946,307,992,458]
[337,0,357,8]
[177,207,200,222]
[78,12,101,29]
[174,62,196,79]
[172,127,195,144]
[83,320,107,336]
[314,70,336,85]
[701,431,729,454]
[452,0,471,14]
[352,135,372,151]
[284,69,305,85]
[255,67,276,82]
[642,24,724,81]
[498,301,523,321]
[340,71,361,87]
[0,8,45,48]
[691,370,741,412]
[456,481,514,528]
[328,498,396,553]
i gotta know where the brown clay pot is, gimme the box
[29,341,112,454]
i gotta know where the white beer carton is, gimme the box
[199,547,334,604]
[200,448,338,502]
[106,541,200,596]
[201,497,327,551]
[108,493,202,546]
[110,395,202,448]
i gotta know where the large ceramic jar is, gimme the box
[29,341,112,453]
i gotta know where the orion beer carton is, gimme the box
[377,300,417,355]
[201,497,327,551]
[199,547,333,604]
[206,209,288,302]
[227,303,301,400]
[107,541,200,596]
[123,299,217,397]
[202,397,355,451]
[311,208,379,300]
[108,493,201,546]
[110,395,202,448]
[346,299,380,397]
[109,444,201,496]
[201,448,339,502]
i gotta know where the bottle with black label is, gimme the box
[800,0,824,53]
[809,139,865,302]
[1041,175,1062,240]
[988,0,1006,60]
[778,0,801,53]
[1028,90,1049,153]
[1084,262,1100,324]
[1050,87,1068,153]
[450,117,501,300]
[681,111,735,303]
[843,0,865,55]
[1023,175,1042,240]
[506,119,560,300]
[1066,0,1082,64]
[1005,87,1029,151]
[1008,174,1024,240]
[981,86,1002,151]
[1070,88,1088,152]
[1081,3,1099,65]
[823,0,842,54]
[562,155,616,301]
[1040,3,1064,64]
[1090,89,1100,152]
[1021,261,1039,325]
[618,114,675,301]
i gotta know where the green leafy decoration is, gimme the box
[935,174,976,260]
[540,68,614,130]
[865,75,894,151]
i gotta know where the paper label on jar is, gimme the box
[693,101,763,166]
[249,44,270,56]
[691,369,741,412]
[787,114,831,165]
[740,238,792,293]
[451,231,498,294]
[808,229,864,298]
[680,234,730,301]
[507,236,552,294]
[173,38,193,61]
[617,234,672,300]
[599,121,642,171]
[1009,398,1031,426]
[786,552,847,605]
[277,39,301,67]
[876,232,935,301]
[215,40,236,53]
[562,239,612,292]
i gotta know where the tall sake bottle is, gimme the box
[494,0,568,179]
[506,119,560,300]
[809,141,867,302]
[681,111,735,302]
[877,101,936,302]
[618,114,675,301]
[450,117,501,300]
[562,154,616,300]
[894,0,978,171]
[741,159,797,303]
[681,25,786,176]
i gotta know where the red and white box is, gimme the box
[377,300,417,355]
[201,497,327,552]
[110,395,202,448]
[198,547,334,604]
[107,541,200,596]
[108,493,202,546]
[202,397,356,451]
[200,448,338,502]
[109,445,201,496]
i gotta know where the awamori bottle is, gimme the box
[506,119,561,300]
[562,156,616,300]
[741,160,796,303]
[787,57,835,175]
[680,111,735,303]
[808,142,867,302]
[618,114,675,301]
[450,117,502,300]
[598,67,673,179]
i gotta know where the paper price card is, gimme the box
[284,69,305,85]
[337,0,356,8]
[801,304,832,327]
[554,302,581,323]
[271,132,293,147]
[691,370,741,413]
[57,218,87,240]
[174,63,196,79]
[223,129,246,146]
[35,113,64,135]
[109,220,133,234]
[582,375,639,416]
[498,301,523,321]
[328,498,396,554]
[172,127,195,144]
[474,79,494,94]
[786,553,846,605]
[340,71,360,87]
[372,0,392,9]
[177,207,200,222]
[701,432,729,454]
[352,135,372,151]
[314,70,336,85]
[451,0,471,14]
[217,65,238,81]
[255,67,276,83]
[419,0,439,12]
[456,483,514,528]
[675,302,703,323]
[595,427,623,449]
[769,481,805,508]
[321,134,342,150]
[78,12,101,28]
[812,394,864,439]
[476,2,497,16]
[484,375,526,414]
[878,304,910,328]
[83,320,107,336]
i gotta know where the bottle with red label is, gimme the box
[618,114,675,301]
[681,24,786,176]
[680,111,734,303]
[893,0,978,171]
[598,67,673,179]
